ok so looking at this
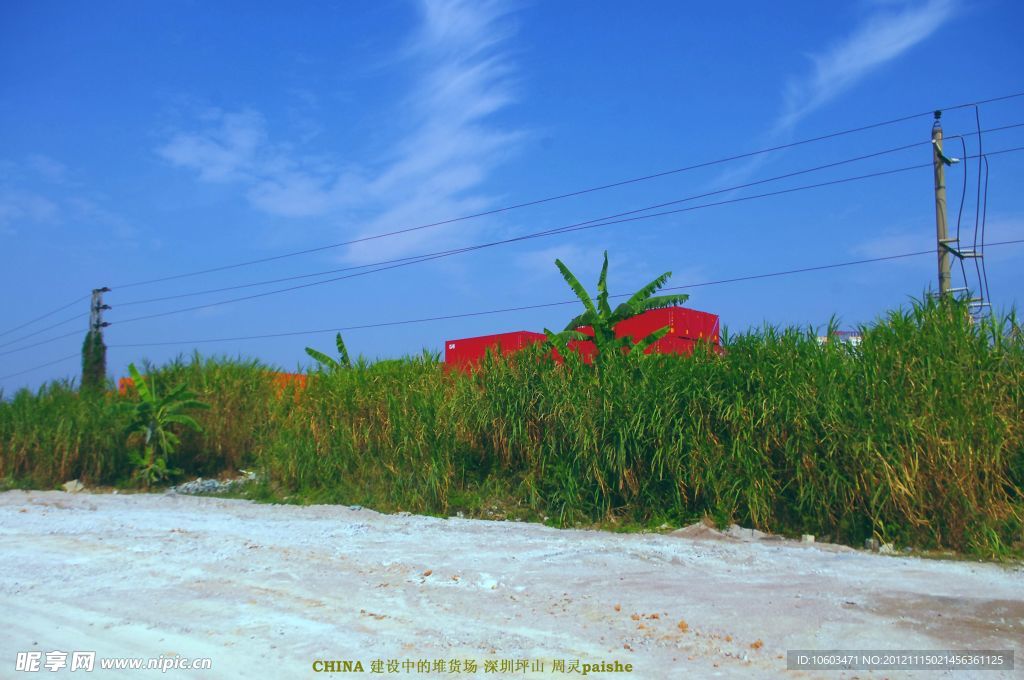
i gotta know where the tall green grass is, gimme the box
[1,299,1021,556]
[0,379,130,486]
[0,352,277,485]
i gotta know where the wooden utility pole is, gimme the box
[932,111,952,297]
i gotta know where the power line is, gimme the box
[945,133,971,297]
[0,329,84,358]
[0,353,80,383]
[0,312,88,350]
[974,107,993,312]
[7,95,1022,352]
[109,91,1024,290]
[0,295,89,340]
[112,122,1024,310]
[105,146,1024,328]
[11,93,1020,337]
[105,239,1024,350]
[118,136,937,308]
[979,154,991,305]
[9,239,1024,383]
[970,106,987,311]
[7,146,1018,352]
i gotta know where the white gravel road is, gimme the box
[0,490,1020,679]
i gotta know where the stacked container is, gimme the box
[444,330,547,371]
[566,307,720,363]
[444,307,720,370]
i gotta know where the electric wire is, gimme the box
[0,312,89,350]
[105,146,1024,328]
[8,145,1021,352]
[974,107,994,314]
[6,95,1023,368]
[0,353,80,382]
[0,294,90,340]
[115,136,940,307]
[10,238,1024,382]
[11,94,1022,333]
[978,154,992,310]
[974,107,984,254]
[946,134,970,295]
[112,164,940,325]
[108,91,1024,291]
[972,107,986,309]
[0,329,85,358]
[114,122,1024,310]
[103,238,1024,349]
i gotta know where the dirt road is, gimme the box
[0,490,1020,678]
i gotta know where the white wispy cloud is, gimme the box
[978,215,1024,263]
[853,215,1024,261]
[851,230,932,259]
[66,197,139,241]
[158,109,268,184]
[512,244,687,305]
[158,0,523,264]
[776,0,955,133]
[515,243,607,283]
[0,155,67,234]
[849,213,1024,310]
[0,156,139,241]
[709,0,955,193]
[0,187,59,235]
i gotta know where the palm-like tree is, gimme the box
[545,251,690,361]
[305,332,352,371]
[123,363,208,486]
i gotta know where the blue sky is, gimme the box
[2,0,1023,392]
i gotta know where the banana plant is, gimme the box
[122,363,209,487]
[305,332,352,371]
[545,251,691,362]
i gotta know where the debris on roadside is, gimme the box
[166,470,258,495]
[671,519,858,553]
[62,480,85,494]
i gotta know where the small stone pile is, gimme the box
[166,470,258,495]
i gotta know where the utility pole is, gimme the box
[89,287,111,334]
[932,111,952,297]
[81,287,111,392]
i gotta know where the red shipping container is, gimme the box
[444,330,547,370]
[565,307,719,363]
[613,307,719,343]
[444,307,720,370]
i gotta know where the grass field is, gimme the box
[1,297,1021,558]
